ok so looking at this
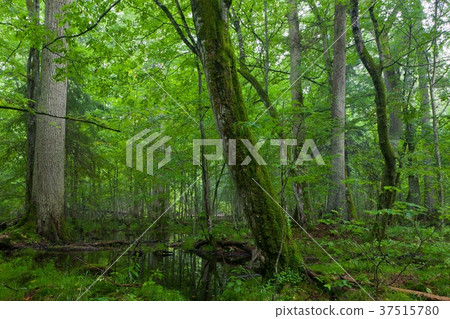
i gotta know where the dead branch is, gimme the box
[389,286,450,301]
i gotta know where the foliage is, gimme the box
[0,0,449,301]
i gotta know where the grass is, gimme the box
[0,254,184,301]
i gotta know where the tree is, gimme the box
[197,59,213,237]
[427,0,445,209]
[31,0,73,241]
[287,0,308,226]
[327,0,348,217]
[21,0,40,226]
[190,0,303,277]
[350,0,397,239]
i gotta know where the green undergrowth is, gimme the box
[294,220,449,300]
[0,255,184,301]
[1,217,448,301]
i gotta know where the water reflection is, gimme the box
[3,231,247,300]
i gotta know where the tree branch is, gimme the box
[153,0,198,55]
[174,0,197,47]
[0,105,121,132]
[43,0,122,49]
[3,41,22,66]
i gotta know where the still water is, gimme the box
[3,231,252,300]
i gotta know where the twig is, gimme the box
[2,283,19,291]
[3,41,22,67]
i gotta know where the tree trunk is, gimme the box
[197,59,213,236]
[419,64,436,215]
[327,1,348,217]
[19,0,40,228]
[190,0,303,277]
[428,0,444,208]
[428,60,444,208]
[287,0,308,226]
[31,0,72,241]
[385,67,403,153]
[351,0,397,240]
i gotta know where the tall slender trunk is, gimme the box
[31,0,72,241]
[20,0,40,227]
[307,0,332,89]
[428,0,444,208]
[287,0,307,226]
[190,0,303,277]
[327,1,348,217]
[401,25,421,206]
[263,0,270,94]
[419,64,436,215]
[428,61,444,208]
[406,0,436,215]
[351,0,397,240]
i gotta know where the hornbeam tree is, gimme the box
[189,0,303,277]
[350,0,397,240]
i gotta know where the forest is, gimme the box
[0,0,449,302]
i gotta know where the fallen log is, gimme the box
[2,239,162,252]
[389,286,450,301]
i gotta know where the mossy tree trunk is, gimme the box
[190,0,303,277]
[351,0,397,239]
[196,59,213,237]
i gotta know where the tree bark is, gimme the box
[20,0,40,227]
[419,61,436,215]
[190,0,303,277]
[197,59,213,236]
[327,1,348,217]
[428,0,444,208]
[31,0,72,241]
[412,0,437,215]
[287,0,308,226]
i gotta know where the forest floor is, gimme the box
[0,218,448,301]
